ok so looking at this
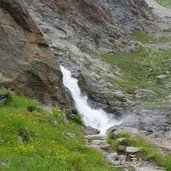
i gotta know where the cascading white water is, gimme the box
[60,66,121,134]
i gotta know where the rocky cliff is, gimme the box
[0,0,68,108]
[0,0,152,112]
[25,0,152,112]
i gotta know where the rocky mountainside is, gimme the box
[24,0,153,113]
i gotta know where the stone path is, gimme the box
[85,134,166,171]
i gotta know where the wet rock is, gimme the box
[84,126,100,135]
[126,147,140,154]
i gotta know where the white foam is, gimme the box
[60,66,121,134]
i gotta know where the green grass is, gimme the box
[132,29,170,44]
[108,132,171,171]
[0,90,121,171]
[101,47,171,108]
[132,30,155,44]
[156,0,171,8]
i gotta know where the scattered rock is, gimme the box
[86,145,102,152]
[85,135,107,141]
[0,162,10,169]
[91,139,105,146]
[67,132,77,141]
[117,145,126,154]
[84,126,100,135]
[0,97,7,104]
[165,82,171,89]
[17,136,23,145]
[157,74,167,80]
[100,144,111,151]
[107,152,119,162]
[135,89,157,99]
[116,138,127,145]
[51,120,58,127]
[63,116,69,125]
[0,137,4,143]
[67,114,78,121]
[126,147,140,154]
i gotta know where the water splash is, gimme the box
[60,66,121,134]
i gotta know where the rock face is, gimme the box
[24,0,152,113]
[0,0,68,107]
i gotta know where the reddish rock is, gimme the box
[0,0,68,107]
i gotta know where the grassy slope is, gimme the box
[132,30,170,44]
[156,0,171,8]
[108,132,171,171]
[101,47,171,108]
[0,91,120,171]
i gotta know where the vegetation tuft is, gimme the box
[0,89,121,171]
[108,132,171,170]
[101,46,171,108]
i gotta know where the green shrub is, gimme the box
[0,88,12,104]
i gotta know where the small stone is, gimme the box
[157,74,167,80]
[51,120,58,127]
[67,132,77,141]
[0,97,7,104]
[0,162,9,169]
[85,135,107,141]
[126,146,140,154]
[117,145,126,154]
[119,155,126,161]
[91,139,104,145]
[67,114,77,120]
[135,89,157,99]
[166,82,171,88]
[99,144,111,151]
[63,116,69,125]
[116,138,127,145]
[0,137,4,143]
[86,145,102,151]
[18,136,23,145]
[107,152,119,162]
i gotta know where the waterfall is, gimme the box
[60,66,121,134]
